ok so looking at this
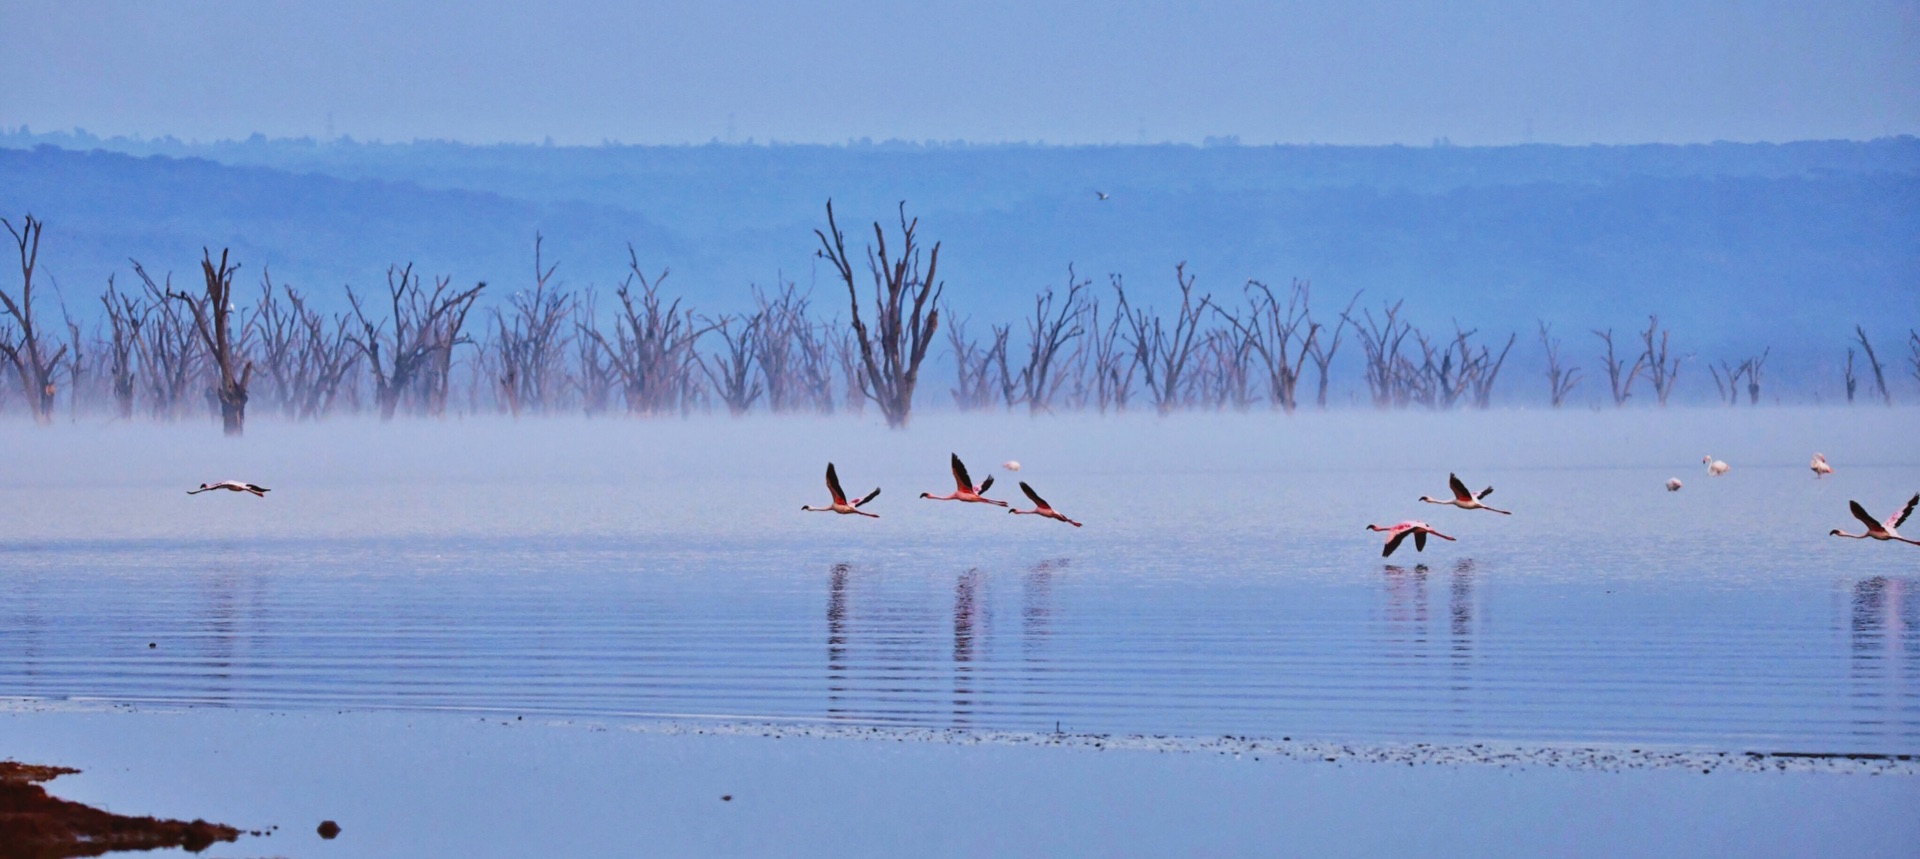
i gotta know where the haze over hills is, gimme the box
[1,130,1915,395]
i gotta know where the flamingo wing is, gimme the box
[950,453,974,492]
[856,487,881,508]
[1477,486,1494,500]
[1890,493,1919,530]
[1448,474,1472,502]
[825,463,848,505]
[1382,529,1411,557]
[978,474,995,494]
[1850,501,1883,533]
[1414,530,1429,551]
[1019,481,1048,508]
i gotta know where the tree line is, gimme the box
[2,207,1916,435]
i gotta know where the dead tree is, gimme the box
[0,215,65,422]
[1539,321,1580,407]
[699,314,763,416]
[1083,279,1139,413]
[832,328,867,415]
[1853,325,1891,405]
[1745,348,1768,405]
[1466,330,1515,409]
[1219,279,1318,412]
[1639,315,1681,406]
[1843,348,1858,404]
[128,261,202,419]
[1910,330,1920,392]
[570,292,616,416]
[490,237,575,415]
[100,276,144,419]
[945,310,1010,411]
[814,201,943,428]
[346,264,487,420]
[583,252,711,416]
[1305,293,1358,409]
[1709,359,1747,406]
[1018,267,1087,415]
[1349,300,1415,409]
[59,300,85,421]
[1122,263,1213,415]
[1592,328,1644,407]
[167,249,253,434]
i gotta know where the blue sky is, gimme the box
[3,1,1916,145]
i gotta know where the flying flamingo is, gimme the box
[1003,460,1022,472]
[1009,481,1082,527]
[1810,453,1833,478]
[1419,473,1511,514]
[801,463,881,518]
[187,480,269,497]
[921,454,1008,507]
[1666,478,1684,492]
[1365,521,1456,558]
[1703,455,1729,476]
[1829,494,1920,546]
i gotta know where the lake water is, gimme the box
[2,408,1916,754]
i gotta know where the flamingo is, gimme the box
[1666,477,1684,492]
[1810,453,1833,478]
[801,463,881,518]
[1002,460,1022,472]
[1703,455,1729,476]
[1419,473,1511,514]
[1365,521,1456,558]
[1009,481,1082,527]
[920,454,1008,507]
[1829,494,1920,546]
[187,480,269,497]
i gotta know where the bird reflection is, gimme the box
[1381,563,1430,658]
[953,568,983,724]
[1847,576,1913,739]
[1022,558,1067,659]
[826,562,851,713]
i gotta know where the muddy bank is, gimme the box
[0,761,238,859]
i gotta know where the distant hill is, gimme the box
[1,134,1915,390]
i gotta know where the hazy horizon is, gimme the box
[4,1,1916,147]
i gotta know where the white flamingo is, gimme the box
[1666,477,1684,492]
[1002,460,1022,472]
[801,463,880,518]
[1419,473,1511,514]
[1365,521,1456,558]
[1703,455,1729,476]
[1009,481,1082,527]
[921,454,1008,507]
[1810,453,1833,478]
[1829,494,1920,546]
[187,480,269,497]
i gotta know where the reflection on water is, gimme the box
[1851,577,1917,744]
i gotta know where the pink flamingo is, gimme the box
[187,480,269,497]
[920,454,1007,507]
[1365,521,1455,558]
[1829,494,1920,546]
[1419,473,1511,514]
[1810,453,1833,478]
[801,463,880,518]
[1009,481,1082,527]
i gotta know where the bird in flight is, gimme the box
[1666,477,1684,492]
[1829,494,1920,546]
[1419,473,1511,514]
[1810,453,1833,478]
[802,463,881,518]
[187,480,269,497]
[921,454,1007,506]
[1365,521,1455,557]
[1094,191,1110,201]
[1010,481,1082,527]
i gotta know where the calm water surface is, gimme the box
[2,410,1916,752]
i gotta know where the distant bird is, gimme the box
[1703,455,1729,476]
[1003,460,1022,472]
[1010,481,1082,527]
[1094,191,1111,201]
[1419,473,1511,514]
[1829,494,1920,546]
[801,463,880,518]
[188,480,269,497]
[1666,477,1684,492]
[921,453,1007,506]
[1365,521,1456,558]
[1810,453,1833,478]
